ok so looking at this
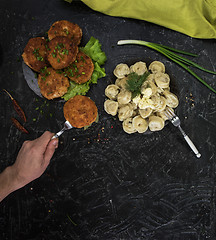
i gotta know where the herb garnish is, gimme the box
[80,56,85,62]
[33,48,44,61]
[126,71,150,98]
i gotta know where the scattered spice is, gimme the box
[33,98,54,120]
[11,117,29,134]
[185,93,195,107]
[3,89,26,122]
[89,126,110,144]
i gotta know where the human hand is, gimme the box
[11,131,58,189]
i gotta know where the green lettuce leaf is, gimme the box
[80,36,107,65]
[91,62,106,84]
[62,37,106,101]
[62,81,91,101]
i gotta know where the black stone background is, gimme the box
[0,0,216,239]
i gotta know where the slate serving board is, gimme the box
[0,0,216,239]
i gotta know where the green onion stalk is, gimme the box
[117,40,216,94]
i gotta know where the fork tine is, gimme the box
[164,108,173,119]
[164,111,170,119]
[166,107,175,117]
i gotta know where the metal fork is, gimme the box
[51,120,73,139]
[164,108,201,158]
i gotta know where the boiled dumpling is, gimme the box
[163,90,179,108]
[123,118,137,134]
[150,93,161,110]
[113,63,130,78]
[149,61,165,74]
[105,84,120,100]
[130,61,147,75]
[146,74,155,83]
[118,104,133,121]
[142,80,157,95]
[139,107,152,118]
[148,115,165,131]
[115,77,128,89]
[138,98,154,110]
[132,115,148,133]
[104,100,118,116]
[117,89,132,105]
[154,73,170,88]
[156,96,167,112]
[141,87,152,98]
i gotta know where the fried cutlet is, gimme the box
[47,36,78,70]
[65,51,94,84]
[22,37,49,72]
[63,95,98,128]
[38,67,69,100]
[48,20,82,45]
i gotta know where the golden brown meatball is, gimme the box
[38,67,70,100]
[47,36,78,70]
[22,37,49,72]
[65,51,94,84]
[63,95,98,128]
[48,20,82,45]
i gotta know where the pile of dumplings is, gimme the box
[104,61,179,134]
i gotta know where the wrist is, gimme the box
[0,166,20,202]
[9,165,27,190]
[5,166,21,192]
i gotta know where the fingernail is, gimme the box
[52,140,58,148]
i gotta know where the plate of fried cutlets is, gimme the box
[22,20,94,100]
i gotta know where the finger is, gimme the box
[43,139,58,168]
[34,131,54,152]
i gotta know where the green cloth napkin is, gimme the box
[81,0,216,39]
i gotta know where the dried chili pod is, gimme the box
[3,89,27,122]
[11,117,29,134]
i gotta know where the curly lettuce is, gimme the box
[62,37,106,101]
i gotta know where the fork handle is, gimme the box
[51,127,66,140]
[184,135,201,158]
[178,126,201,158]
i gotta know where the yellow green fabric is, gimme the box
[81,0,216,39]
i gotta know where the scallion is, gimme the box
[117,40,216,94]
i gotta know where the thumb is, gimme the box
[43,139,58,167]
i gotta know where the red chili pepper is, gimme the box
[11,117,29,134]
[3,89,27,122]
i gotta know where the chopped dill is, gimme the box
[126,71,150,98]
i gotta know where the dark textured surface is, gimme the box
[0,1,216,239]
